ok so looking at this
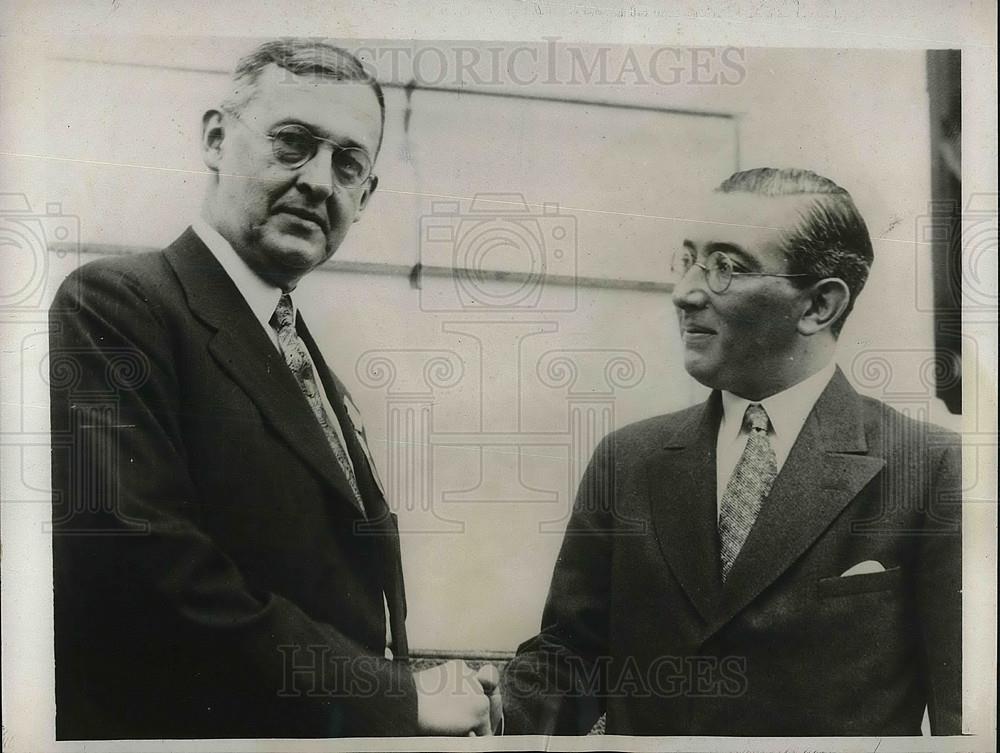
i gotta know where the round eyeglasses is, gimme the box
[226,112,375,189]
[669,248,814,294]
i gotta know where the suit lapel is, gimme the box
[164,229,363,512]
[298,318,375,518]
[710,369,885,632]
[646,394,725,623]
[300,317,409,653]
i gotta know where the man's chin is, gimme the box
[262,235,331,273]
[682,354,720,390]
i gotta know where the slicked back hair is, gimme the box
[221,39,386,156]
[717,167,874,336]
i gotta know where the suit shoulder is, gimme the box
[602,401,707,450]
[55,245,186,315]
[63,228,198,289]
[859,393,961,452]
[66,249,172,288]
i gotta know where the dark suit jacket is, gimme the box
[49,228,416,739]
[503,370,962,736]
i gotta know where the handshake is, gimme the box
[413,660,503,736]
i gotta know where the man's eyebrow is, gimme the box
[705,241,759,270]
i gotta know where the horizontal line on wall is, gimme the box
[432,432,571,445]
[383,81,736,119]
[54,243,674,293]
[409,648,516,662]
[50,55,737,120]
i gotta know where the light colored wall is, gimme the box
[8,39,943,651]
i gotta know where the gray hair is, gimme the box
[222,39,386,155]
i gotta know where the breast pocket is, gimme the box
[817,566,904,598]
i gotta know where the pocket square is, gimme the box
[840,560,886,577]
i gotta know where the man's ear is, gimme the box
[201,110,225,172]
[352,174,379,222]
[798,277,850,336]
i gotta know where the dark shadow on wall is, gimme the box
[926,50,962,415]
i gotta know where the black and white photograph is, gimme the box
[1,2,996,752]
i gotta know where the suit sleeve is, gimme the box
[501,433,618,735]
[917,435,963,735]
[49,263,418,737]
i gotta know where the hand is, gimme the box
[476,664,503,735]
[414,659,491,736]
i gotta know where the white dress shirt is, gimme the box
[191,219,354,458]
[191,219,394,656]
[715,361,836,517]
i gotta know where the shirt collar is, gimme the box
[719,360,836,444]
[191,217,284,329]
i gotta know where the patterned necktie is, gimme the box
[271,293,364,511]
[718,403,777,581]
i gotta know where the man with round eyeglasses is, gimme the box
[222,115,376,192]
[49,39,498,739]
[503,167,961,736]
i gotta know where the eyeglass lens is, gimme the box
[271,125,371,186]
[670,250,733,293]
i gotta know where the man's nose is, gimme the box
[295,150,335,200]
[671,265,710,310]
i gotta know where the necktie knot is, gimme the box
[744,403,771,434]
[272,293,296,331]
